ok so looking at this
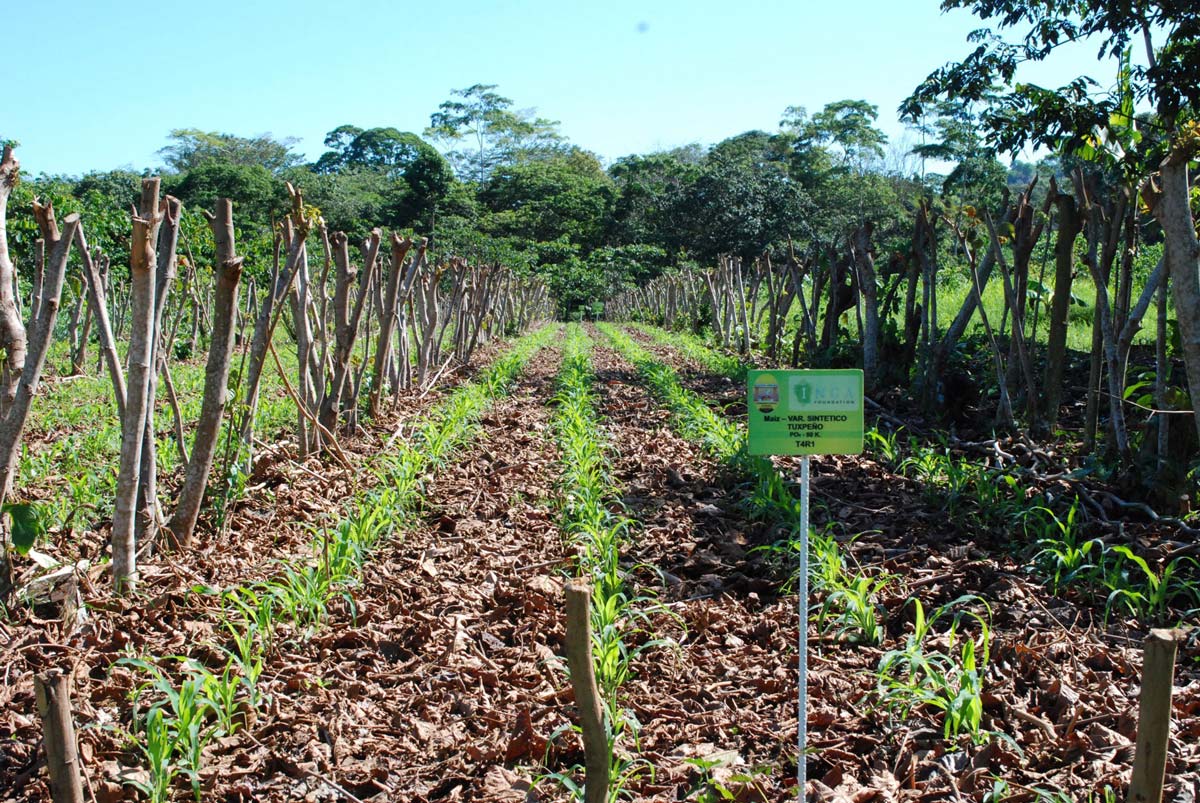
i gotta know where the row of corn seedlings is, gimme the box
[1023,502,1200,623]
[598,322,998,747]
[627,322,747,382]
[546,323,670,800]
[113,324,558,801]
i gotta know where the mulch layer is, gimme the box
[617,325,1200,802]
[2,326,1198,803]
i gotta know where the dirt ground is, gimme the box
[2,326,1197,802]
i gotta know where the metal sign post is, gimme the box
[745,369,863,802]
[797,453,810,797]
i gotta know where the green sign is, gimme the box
[747,369,864,456]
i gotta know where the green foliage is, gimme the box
[607,150,700,250]
[820,571,891,646]
[3,502,48,555]
[119,656,233,801]
[782,99,888,177]
[159,129,302,174]
[631,324,746,381]
[426,83,565,183]
[168,161,286,223]
[480,147,615,250]
[308,126,455,232]
[876,596,993,743]
[676,132,812,262]
[901,1,1200,165]
[910,99,1009,211]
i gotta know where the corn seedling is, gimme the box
[1025,502,1105,596]
[876,595,993,743]
[819,572,891,645]
[1102,547,1200,623]
[120,657,224,801]
[864,426,904,468]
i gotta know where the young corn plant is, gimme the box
[819,572,891,646]
[864,426,904,469]
[629,323,747,382]
[548,324,674,802]
[1102,547,1200,624]
[119,657,223,801]
[876,595,993,743]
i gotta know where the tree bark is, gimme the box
[369,235,416,414]
[136,196,181,548]
[73,227,126,419]
[0,206,79,504]
[166,199,244,549]
[1146,150,1200,445]
[852,223,881,390]
[33,669,85,803]
[0,146,26,425]
[1042,184,1083,430]
[111,178,162,592]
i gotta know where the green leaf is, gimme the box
[4,503,47,555]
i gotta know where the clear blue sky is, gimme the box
[4,0,1126,176]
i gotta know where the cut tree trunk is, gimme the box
[1146,150,1200,445]
[111,178,162,592]
[166,199,244,549]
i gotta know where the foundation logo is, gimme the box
[752,374,780,413]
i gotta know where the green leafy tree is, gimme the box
[167,161,286,224]
[607,148,701,251]
[782,99,888,183]
[426,83,564,183]
[675,131,811,262]
[308,126,456,232]
[159,129,302,174]
[910,99,1009,210]
[479,147,615,249]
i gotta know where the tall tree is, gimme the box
[307,126,456,233]
[479,147,615,249]
[426,84,564,183]
[159,129,302,174]
[676,131,811,262]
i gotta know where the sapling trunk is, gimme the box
[135,196,181,547]
[1042,184,1083,431]
[73,228,126,419]
[370,235,415,414]
[852,223,881,391]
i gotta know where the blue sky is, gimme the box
[4,0,1130,176]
